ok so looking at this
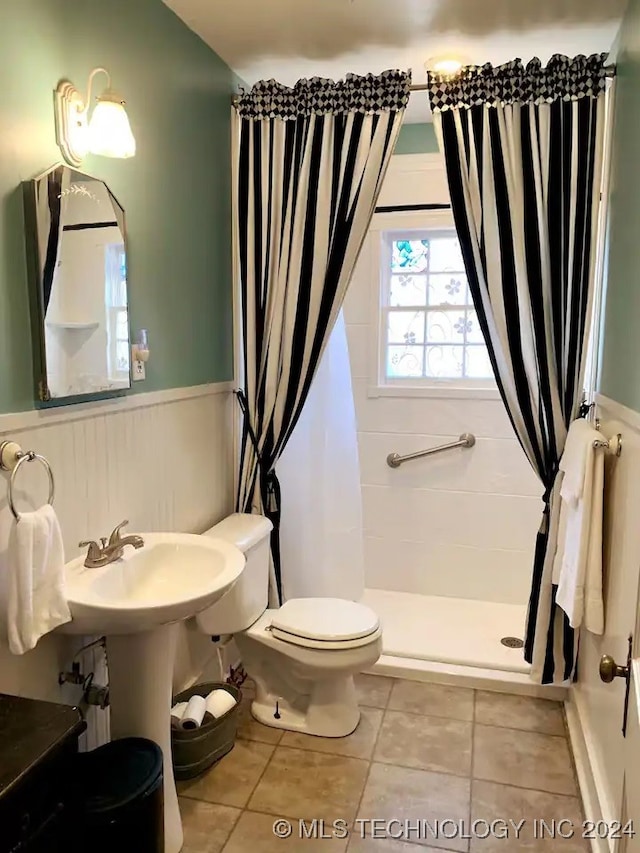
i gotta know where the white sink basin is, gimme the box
[62,532,245,634]
[61,530,245,853]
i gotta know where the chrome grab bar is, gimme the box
[387,433,476,468]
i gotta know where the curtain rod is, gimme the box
[231,64,616,104]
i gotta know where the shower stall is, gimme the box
[278,298,543,693]
[278,152,548,694]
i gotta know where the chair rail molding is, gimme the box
[0,381,234,434]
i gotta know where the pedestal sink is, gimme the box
[61,533,245,853]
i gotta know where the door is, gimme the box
[578,411,640,838]
[599,571,640,852]
[620,658,640,853]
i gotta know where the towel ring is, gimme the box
[7,452,55,521]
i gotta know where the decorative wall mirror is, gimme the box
[23,165,131,403]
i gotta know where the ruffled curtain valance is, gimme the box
[235,69,411,119]
[428,53,610,112]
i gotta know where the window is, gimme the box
[379,227,494,389]
[105,244,130,382]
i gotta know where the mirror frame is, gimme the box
[22,164,132,405]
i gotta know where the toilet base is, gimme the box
[250,674,361,737]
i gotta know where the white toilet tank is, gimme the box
[195,513,273,635]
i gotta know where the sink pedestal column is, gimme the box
[107,624,182,853]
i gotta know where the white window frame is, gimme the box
[104,243,130,385]
[367,209,499,400]
[107,307,130,383]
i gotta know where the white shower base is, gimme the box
[362,589,566,699]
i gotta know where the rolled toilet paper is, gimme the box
[205,688,237,719]
[170,701,188,730]
[180,695,207,730]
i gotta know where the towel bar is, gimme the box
[593,433,622,457]
[0,440,55,520]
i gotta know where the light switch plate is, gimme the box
[132,346,146,381]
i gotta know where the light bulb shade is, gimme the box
[425,56,470,77]
[88,92,136,159]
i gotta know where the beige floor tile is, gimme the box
[473,725,577,796]
[240,678,256,697]
[474,692,565,736]
[248,745,369,823]
[374,710,472,776]
[355,674,395,709]
[178,740,275,808]
[357,763,471,851]
[237,694,284,745]
[179,798,241,853]
[470,780,588,853]
[348,836,445,851]
[222,811,349,851]
[280,707,383,759]
[388,680,475,721]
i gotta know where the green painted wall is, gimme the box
[0,0,236,413]
[395,122,440,155]
[599,0,640,409]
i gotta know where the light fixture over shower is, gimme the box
[425,55,471,77]
[54,67,136,167]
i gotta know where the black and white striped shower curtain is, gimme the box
[428,54,609,683]
[234,71,410,603]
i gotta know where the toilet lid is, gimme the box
[270,598,380,644]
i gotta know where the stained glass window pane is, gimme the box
[429,237,465,272]
[465,346,493,378]
[426,310,467,344]
[425,345,464,378]
[389,274,427,307]
[427,274,468,307]
[383,229,494,383]
[391,239,429,273]
[387,346,424,377]
[387,311,425,345]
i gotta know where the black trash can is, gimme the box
[72,737,164,853]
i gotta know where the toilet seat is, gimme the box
[269,598,381,650]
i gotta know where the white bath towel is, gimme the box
[7,504,71,654]
[555,421,605,634]
[559,418,598,506]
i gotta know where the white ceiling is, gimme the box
[163,0,625,122]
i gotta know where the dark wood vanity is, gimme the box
[0,693,85,852]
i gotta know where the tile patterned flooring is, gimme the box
[178,675,586,852]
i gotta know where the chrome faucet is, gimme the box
[80,520,145,568]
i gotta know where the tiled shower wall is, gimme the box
[343,153,542,605]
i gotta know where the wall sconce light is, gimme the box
[54,67,136,167]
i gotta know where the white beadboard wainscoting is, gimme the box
[343,152,543,607]
[565,394,640,851]
[0,382,235,746]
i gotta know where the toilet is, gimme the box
[196,513,382,737]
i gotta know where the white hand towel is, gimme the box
[559,419,599,506]
[556,429,605,635]
[8,504,71,655]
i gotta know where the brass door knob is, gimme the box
[599,654,630,683]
